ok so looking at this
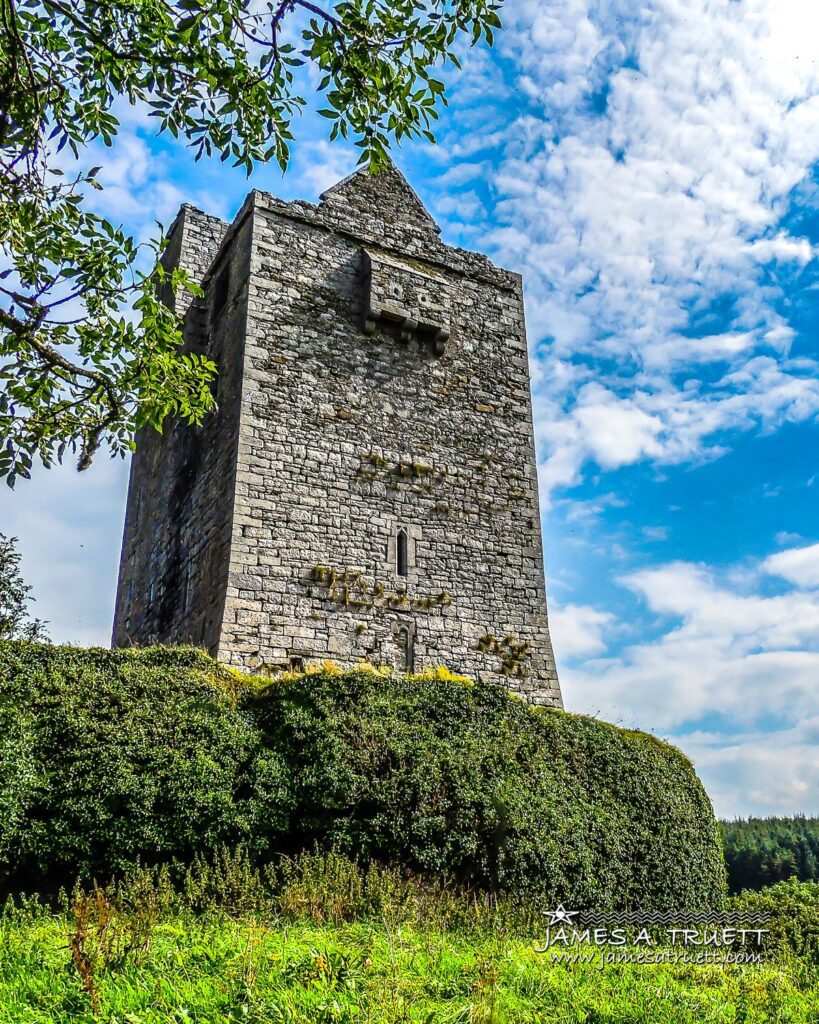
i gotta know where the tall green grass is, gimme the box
[4,911,817,1024]
[1,851,817,1023]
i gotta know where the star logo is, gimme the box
[542,905,579,927]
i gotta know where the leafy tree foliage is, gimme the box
[730,878,819,964]
[0,0,502,485]
[721,816,819,894]
[0,534,47,640]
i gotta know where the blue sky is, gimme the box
[2,0,819,818]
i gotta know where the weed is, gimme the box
[68,882,158,1014]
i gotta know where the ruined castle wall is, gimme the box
[112,204,250,653]
[157,204,229,317]
[217,183,561,704]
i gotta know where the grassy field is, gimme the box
[2,909,818,1024]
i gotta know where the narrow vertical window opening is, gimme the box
[211,263,231,318]
[404,628,415,673]
[397,527,409,577]
[395,623,415,674]
[181,564,191,614]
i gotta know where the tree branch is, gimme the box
[0,306,123,413]
[294,0,343,30]
[41,0,143,60]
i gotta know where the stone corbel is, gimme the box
[361,249,450,356]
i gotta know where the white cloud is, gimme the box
[432,189,487,225]
[560,543,819,815]
[296,140,356,198]
[0,458,130,647]
[50,128,232,246]
[573,385,666,468]
[764,542,819,588]
[550,602,614,661]
[443,0,819,500]
[749,233,815,264]
[685,720,819,818]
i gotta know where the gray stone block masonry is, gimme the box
[112,161,562,706]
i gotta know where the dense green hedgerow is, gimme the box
[0,643,279,891]
[0,642,726,908]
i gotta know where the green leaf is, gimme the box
[0,0,492,482]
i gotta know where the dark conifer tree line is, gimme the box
[721,816,819,893]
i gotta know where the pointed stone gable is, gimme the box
[320,159,441,241]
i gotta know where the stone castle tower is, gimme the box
[112,161,562,706]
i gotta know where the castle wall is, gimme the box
[215,181,560,704]
[113,168,561,707]
[112,204,249,653]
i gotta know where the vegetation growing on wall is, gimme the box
[356,452,449,494]
[476,632,531,677]
[0,642,725,910]
[308,564,452,613]
[354,450,529,508]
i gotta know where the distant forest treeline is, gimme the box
[721,816,819,893]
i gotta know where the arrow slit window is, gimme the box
[397,527,409,578]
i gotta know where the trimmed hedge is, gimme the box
[0,643,726,908]
[0,644,275,890]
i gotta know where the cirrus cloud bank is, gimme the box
[440,0,819,499]
[432,0,819,815]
